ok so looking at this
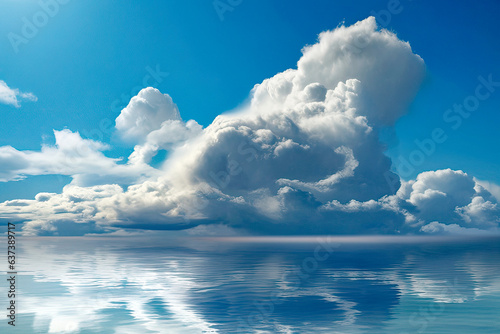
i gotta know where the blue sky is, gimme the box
[1,0,499,236]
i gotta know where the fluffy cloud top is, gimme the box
[291,17,424,126]
[116,87,203,165]
[1,17,499,236]
[0,79,37,107]
[116,87,182,142]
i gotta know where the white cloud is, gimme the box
[272,16,425,127]
[128,119,203,165]
[0,129,157,186]
[401,169,476,222]
[455,196,500,228]
[394,169,500,231]
[475,179,500,202]
[117,87,203,165]
[0,79,37,107]
[115,87,182,142]
[277,146,359,193]
[420,221,495,236]
[0,17,499,236]
[0,184,124,236]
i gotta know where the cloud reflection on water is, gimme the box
[7,236,500,333]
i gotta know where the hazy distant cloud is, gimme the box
[0,80,37,107]
[420,221,495,236]
[1,17,499,236]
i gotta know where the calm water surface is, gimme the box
[3,236,500,333]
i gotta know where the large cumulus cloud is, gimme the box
[1,17,499,236]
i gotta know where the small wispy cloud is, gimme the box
[0,79,37,108]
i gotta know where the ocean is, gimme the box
[3,235,500,333]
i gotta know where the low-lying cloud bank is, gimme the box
[1,17,499,236]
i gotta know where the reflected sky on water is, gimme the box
[3,235,500,333]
